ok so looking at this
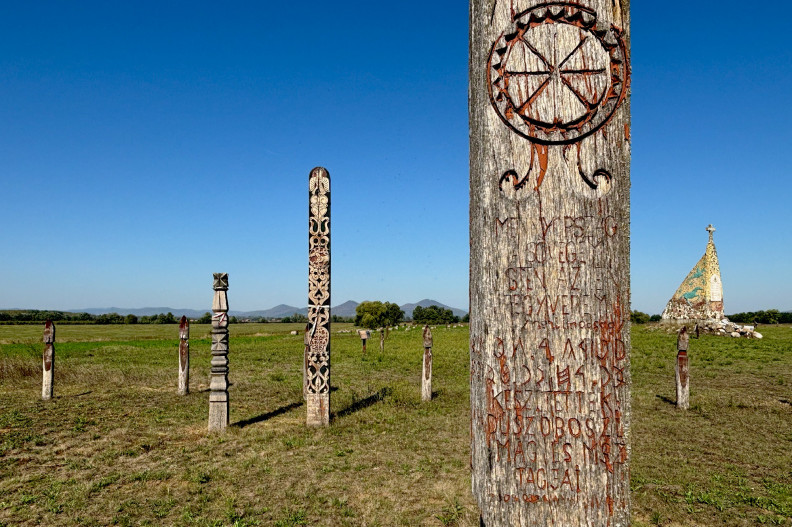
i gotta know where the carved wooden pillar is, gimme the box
[422,325,433,402]
[470,1,631,525]
[676,352,689,410]
[307,167,331,427]
[42,320,55,400]
[209,273,229,431]
[303,322,311,400]
[178,316,190,396]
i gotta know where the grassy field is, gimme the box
[1,323,791,526]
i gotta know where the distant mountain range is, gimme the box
[68,299,467,319]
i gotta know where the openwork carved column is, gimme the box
[422,325,433,402]
[209,273,229,431]
[306,167,331,427]
[470,1,631,524]
[42,320,55,400]
[178,316,190,395]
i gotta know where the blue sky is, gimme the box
[1,1,789,314]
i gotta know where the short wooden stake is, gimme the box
[178,316,190,395]
[42,320,55,400]
[676,351,689,410]
[421,325,433,402]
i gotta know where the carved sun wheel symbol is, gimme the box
[488,5,629,145]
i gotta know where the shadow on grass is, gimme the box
[333,387,391,419]
[233,401,303,428]
[655,395,676,406]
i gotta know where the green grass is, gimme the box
[1,323,791,525]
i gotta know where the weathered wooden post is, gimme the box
[42,320,55,400]
[470,1,631,524]
[676,352,689,410]
[306,167,331,426]
[676,326,689,410]
[422,325,433,402]
[303,322,311,399]
[209,273,229,431]
[178,316,190,395]
[379,328,385,353]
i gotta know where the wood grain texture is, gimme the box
[470,1,631,525]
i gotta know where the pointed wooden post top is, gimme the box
[213,273,229,291]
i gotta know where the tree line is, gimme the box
[2,303,476,326]
[0,310,239,325]
[630,309,791,325]
[727,309,792,324]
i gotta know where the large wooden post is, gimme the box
[306,167,331,427]
[209,273,229,432]
[470,1,631,525]
[42,320,55,400]
[178,316,190,395]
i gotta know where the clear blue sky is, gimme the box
[1,1,789,314]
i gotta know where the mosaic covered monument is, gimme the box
[661,225,724,321]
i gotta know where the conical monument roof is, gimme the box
[661,225,724,321]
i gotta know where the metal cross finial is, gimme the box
[706,224,716,242]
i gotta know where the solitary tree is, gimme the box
[354,301,404,329]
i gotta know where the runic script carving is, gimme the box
[470,1,630,523]
[487,3,629,146]
[307,167,331,426]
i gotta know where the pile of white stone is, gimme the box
[700,319,763,339]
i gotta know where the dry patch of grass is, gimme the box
[1,323,791,525]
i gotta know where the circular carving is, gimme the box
[487,3,629,145]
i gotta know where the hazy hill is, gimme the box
[70,299,468,320]
[243,304,307,319]
[332,301,359,318]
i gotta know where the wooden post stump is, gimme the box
[422,325,433,402]
[178,316,190,395]
[470,1,631,524]
[306,167,331,427]
[42,320,55,400]
[209,273,229,432]
[379,328,385,353]
[676,351,689,410]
